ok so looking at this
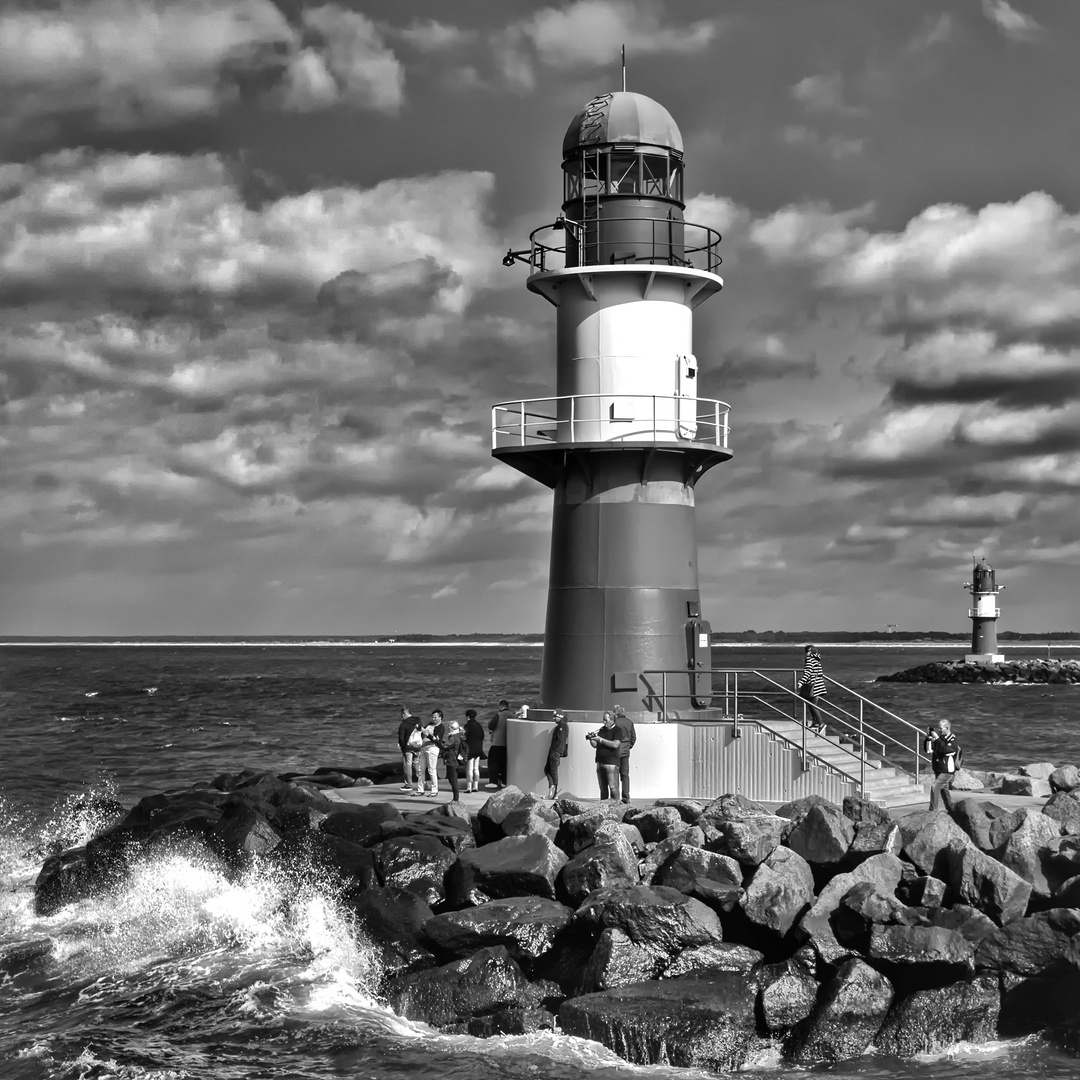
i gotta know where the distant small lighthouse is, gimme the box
[964,558,1004,663]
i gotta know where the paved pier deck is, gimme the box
[323,781,1050,819]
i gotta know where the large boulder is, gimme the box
[949,799,1009,852]
[309,833,380,895]
[774,794,837,828]
[784,804,854,868]
[558,973,767,1073]
[831,883,927,954]
[34,847,93,916]
[974,909,1080,976]
[740,847,814,940]
[574,884,724,956]
[377,814,476,855]
[874,975,1000,1056]
[898,810,971,877]
[787,958,893,1065]
[666,942,763,979]
[867,923,975,984]
[499,801,560,843]
[842,795,891,827]
[351,886,437,978]
[559,830,640,907]
[476,786,534,842]
[422,896,574,963]
[943,839,1033,924]
[208,801,282,865]
[1050,765,1080,793]
[1000,775,1052,799]
[450,833,567,906]
[638,827,705,885]
[708,815,787,868]
[385,945,532,1029]
[848,820,902,863]
[556,806,628,855]
[625,806,688,844]
[1043,790,1080,835]
[653,799,706,824]
[756,959,818,1033]
[948,769,986,792]
[1020,762,1057,781]
[653,846,742,901]
[580,927,665,992]
[373,834,456,907]
[319,802,403,846]
[927,904,998,945]
[998,808,1061,898]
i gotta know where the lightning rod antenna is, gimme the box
[621,45,626,92]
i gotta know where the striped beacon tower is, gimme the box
[494,89,730,726]
[965,557,1004,664]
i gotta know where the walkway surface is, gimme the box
[324,782,1051,819]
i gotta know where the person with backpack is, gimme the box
[438,718,467,802]
[397,707,423,792]
[925,718,963,810]
[544,711,569,799]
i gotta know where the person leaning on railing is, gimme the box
[798,644,827,735]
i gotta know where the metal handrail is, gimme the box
[492,393,731,451]
[732,715,865,789]
[525,216,723,275]
[640,665,928,785]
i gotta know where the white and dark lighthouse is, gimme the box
[493,91,730,718]
[965,558,1004,664]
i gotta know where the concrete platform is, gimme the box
[324,780,1051,820]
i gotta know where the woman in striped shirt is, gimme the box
[798,644,827,734]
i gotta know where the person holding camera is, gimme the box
[924,718,963,810]
[587,711,623,801]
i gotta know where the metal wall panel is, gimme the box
[678,721,853,804]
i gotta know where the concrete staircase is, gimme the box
[756,719,929,809]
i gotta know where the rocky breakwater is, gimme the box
[29,770,1080,1070]
[878,658,1080,684]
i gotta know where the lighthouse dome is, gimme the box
[562,91,683,156]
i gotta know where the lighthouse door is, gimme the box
[677,353,698,440]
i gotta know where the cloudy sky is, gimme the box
[2,0,1079,637]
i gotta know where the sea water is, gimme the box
[1,642,1078,1079]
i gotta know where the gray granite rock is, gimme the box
[785,803,855,867]
[1050,765,1080,793]
[741,846,815,939]
[943,838,1033,924]
[874,975,1000,1056]
[574,884,725,955]
[450,833,568,906]
[422,896,574,962]
[580,927,665,992]
[559,829,640,907]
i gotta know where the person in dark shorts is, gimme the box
[925,719,963,810]
[463,709,485,792]
[397,707,423,791]
[544,711,568,799]
[587,711,623,801]
[612,704,636,804]
[798,644,827,734]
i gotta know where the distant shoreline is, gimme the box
[1,640,1077,650]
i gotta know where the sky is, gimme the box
[2,0,1079,637]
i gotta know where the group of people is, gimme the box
[543,704,636,804]
[396,698,525,801]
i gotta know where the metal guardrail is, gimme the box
[492,393,731,450]
[640,666,928,791]
[522,216,723,275]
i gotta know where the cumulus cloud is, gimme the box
[0,0,403,140]
[493,0,718,89]
[0,150,497,310]
[885,492,1029,528]
[780,125,864,160]
[715,334,819,388]
[791,72,863,116]
[980,0,1041,41]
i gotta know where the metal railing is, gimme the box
[640,666,928,791]
[492,393,731,450]
[524,216,722,275]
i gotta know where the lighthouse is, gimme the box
[493,91,730,718]
[964,558,1004,664]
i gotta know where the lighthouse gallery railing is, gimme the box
[492,394,730,450]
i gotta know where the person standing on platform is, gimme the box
[588,711,623,801]
[925,719,963,810]
[544,711,569,799]
[612,704,636,804]
[463,709,485,792]
[487,699,512,789]
[417,709,443,796]
[439,719,466,802]
[798,644,828,734]
[397,707,423,791]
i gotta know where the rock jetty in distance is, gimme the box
[878,658,1080,684]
